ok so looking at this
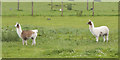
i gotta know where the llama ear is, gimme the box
[16,22,18,24]
[89,19,91,22]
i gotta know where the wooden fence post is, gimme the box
[18,0,19,10]
[92,0,94,16]
[32,0,33,16]
[87,0,88,10]
[51,0,53,10]
[61,0,63,16]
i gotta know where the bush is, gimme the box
[2,30,20,42]
[67,4,72,10]
[76,10,83,16]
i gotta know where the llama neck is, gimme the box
[16,26,22,38]
[89,22,95,32]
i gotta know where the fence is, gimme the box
[2,2,118,16]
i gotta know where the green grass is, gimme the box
[2,16,118,58]
[2,2,118,16]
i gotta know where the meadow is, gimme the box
[2,16,118,58]
[2,2,118,58]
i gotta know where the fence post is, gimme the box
[87,0,88,10]
[92,0,94,16]
[32,0,33,16]
[18,0,19,10]
[51,0,53,10]
[61,0,63,16]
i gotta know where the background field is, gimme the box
[2,2,118,58]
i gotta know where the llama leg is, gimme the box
[32,33,37,45]
[22,40,25,45]
[106,35,109,42]
[32,38,36,45]
[32,37,35,45]
[103,35,105,42]
[33,37,36,45]
[25,40,27,45]
[31,39,35,45]
[33,39,36,45]
[96,36,99,42]
[32,39,36,45]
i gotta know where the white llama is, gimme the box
[15,22,38,45]
[87,20,109,42]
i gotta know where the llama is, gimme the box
[15,22,38,45]
[87,20,109,42]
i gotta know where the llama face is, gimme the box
[15,23,20,28]
[87,20,92,25]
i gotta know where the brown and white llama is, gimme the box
[15,22,38,45]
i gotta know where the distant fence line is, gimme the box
[17,0,94,16]
[2,2,118,16]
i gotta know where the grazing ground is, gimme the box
[2,16,118,58]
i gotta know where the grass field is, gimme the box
[2,16,118,58]
[1,1,118,58]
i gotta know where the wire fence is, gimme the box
[2,2,118,16]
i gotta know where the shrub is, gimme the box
[67,4,72,10]
[76,10,83,16]
[2,30,20,42]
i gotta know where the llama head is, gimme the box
[87,20,92,25]
[15,22,20,28]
